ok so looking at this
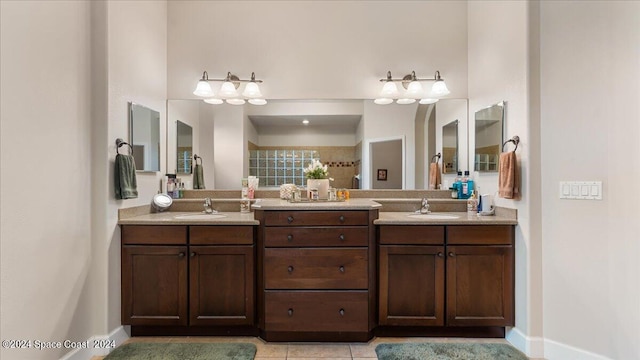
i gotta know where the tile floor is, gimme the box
[90,336,534,359]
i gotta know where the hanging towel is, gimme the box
[498,151,520,199]
[193,164,206,189]
[429,162,441,189]
[114,154,138,199]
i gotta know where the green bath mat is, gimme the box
[375,342,528,360]
[104,342,256,360]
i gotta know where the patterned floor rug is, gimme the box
[104,342,256,360]
[376,342,528,360]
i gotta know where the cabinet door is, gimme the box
[446,245,514,326]
[189,246,255,326]
[121,245,188,326]
[379,245,445,326]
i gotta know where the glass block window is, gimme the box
[249,149,320,187]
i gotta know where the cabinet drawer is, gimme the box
[264,227,368,247]
[264,211,369,226]
[265,291,368,332]
[264,248,368,289]
[379,225,444,245]
[447,226,513,245]
[122,225,187,245]
[190,226,254,245]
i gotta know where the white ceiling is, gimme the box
[249,114,362,133]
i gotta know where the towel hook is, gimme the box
[502,136,520,152]
[431,152,442,164]
[115,138,133,155]
[194,154,203,165]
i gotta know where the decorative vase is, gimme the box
[307,179,330,200]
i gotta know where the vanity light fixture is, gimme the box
[193,71,267,105]
[375,70,450,105]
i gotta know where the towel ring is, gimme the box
[431,153,441,164]
[115,138,133,155]
[194,154,202,165]
[502,136,520,152]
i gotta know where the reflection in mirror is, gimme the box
[176,120,193,174]
[474,102,505,172]
[442,120,458,174]
[166,99,469,189]
[129,102,160,172]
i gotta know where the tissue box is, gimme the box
[279,184,297,199]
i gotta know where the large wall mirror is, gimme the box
[474,102,505,172]
[176,120,193,174]
[166,99,468,190]
[441,120,458,174]
[129,102,160,172]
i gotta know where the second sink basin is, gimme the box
[173,214,227,220]
[407,213,460,220]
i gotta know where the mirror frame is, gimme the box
[129,102,161,172]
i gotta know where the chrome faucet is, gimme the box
[203,198,216,214]
[420,198,430,214]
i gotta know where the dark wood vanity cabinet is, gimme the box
[256,209,378,341]
[121,225,255,328]
[378,224,514,328]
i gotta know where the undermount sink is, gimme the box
[407,213,460,220]
[173,214,227,220]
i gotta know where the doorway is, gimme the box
[369,137,404,189]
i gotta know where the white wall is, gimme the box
[540,1,640,359]
[371,140,403,189]
[212,105,246,189]
[168,0,468,100]
[468,1,541,357]
[198,102,216,188]
[1,1,93,359]
[258,130,356,147]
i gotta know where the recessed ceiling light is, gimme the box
[302,119,310,125]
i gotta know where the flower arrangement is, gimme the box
[304,159,329,179]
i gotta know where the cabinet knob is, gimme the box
[287,216,294,223]
[178,252,185,258]
[288,308,294,316]
[287,266,294,273]
[339,215,345,222]
[437,252,444,258]
[339,266,345,273]
[339,308,345,316]
[339,234,345,241]
[190,252,196,258]
[449,252,455,257]
[287,234,293,241]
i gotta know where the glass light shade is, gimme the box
[381,81,400,97]
[248,98,267,105]
[431,80,450,96]
[374,98,393,105]
[419,98,439,105]
[405,81,424,99]
[219,81,239,98]
[396,98,416,105]
[204,98,223,105]
[193,80,214,97]
[226,98,246,105]
[242,82,262,98]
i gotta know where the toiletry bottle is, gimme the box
[467,190,478,214]
[240,179,250,213]
[477,185,483,213]
[455,171,463,199]
[179,183,184,198]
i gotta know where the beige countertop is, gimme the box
[250,198,382,210]
[374,211,518,225]
[118,211,259,225]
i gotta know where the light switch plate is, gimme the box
[559,181,602,200]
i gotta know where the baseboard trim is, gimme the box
[544,337,612,360]
[59,326,129,360]
[506,327,544,358]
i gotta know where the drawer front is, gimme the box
[447,226,514,245]
[264,227,368,247]
[264,248,368,289]
[190,226,254,245]
[379,225,445,245]
[265,291,368,332]
[264,211,369,226]
[122,225,187,245]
